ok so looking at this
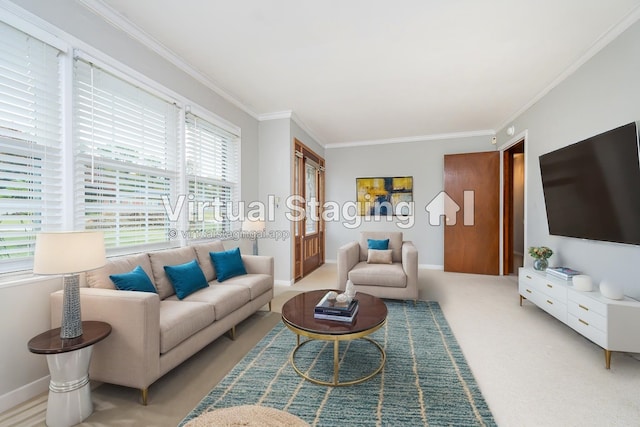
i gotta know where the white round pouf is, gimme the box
[572,275,593,292]
[600,280,624,300]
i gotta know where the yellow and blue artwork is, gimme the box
[356,176,413,216]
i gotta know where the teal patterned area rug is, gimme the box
[179,301,496,426]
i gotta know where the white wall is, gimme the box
[0,0,261,411]
[258,119,292,283]
[325,136,495,269]
[495,18,640,299]
[257,118,324,284]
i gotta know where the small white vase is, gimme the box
[345,279,356,299]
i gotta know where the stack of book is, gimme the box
[314,292,359,322]
[546,266,581,280]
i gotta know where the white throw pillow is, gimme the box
[367,249,393,264]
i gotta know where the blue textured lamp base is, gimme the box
[61,274,83,339]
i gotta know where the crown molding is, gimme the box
[77,0,259,120]
[258,110,327,147]
[258,111,292,121]
[496,3,640,132]
[290,112,327,148]
[326,129,496,149]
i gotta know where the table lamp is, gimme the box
[242,219,265,255]
[33,231,106,339]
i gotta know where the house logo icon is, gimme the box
[424,190,475,226]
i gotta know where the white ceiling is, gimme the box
[84,0,640,146]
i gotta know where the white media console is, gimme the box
[518,267,640,368]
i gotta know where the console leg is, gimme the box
[519,295,524,306]
[604,349,612,369]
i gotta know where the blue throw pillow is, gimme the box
[164,259,209,299]
[210,247,247,282]
[110,265,157,293]
[368,238,389,250]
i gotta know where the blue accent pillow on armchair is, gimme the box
[210,247,247,282]
[367,238,389,250]
[164,259,209,299]
[110,265,157,293]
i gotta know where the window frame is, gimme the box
[0,15,242,275]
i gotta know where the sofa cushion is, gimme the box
[166,285,251,320]
[367,249,393,264]
[149,247,197,299]
[87,253,154,291]
[210,247,247,282]
[159,300,215,354]
[348,261,407,288]
[192,240,226,281]
[359,232,403,263]
[164,260,209,299]
[110,265,157,293]
[221,273,273,300]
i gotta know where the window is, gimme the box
[0,21,63,273]
[73,58,179,251]
[0,16,242,274]
[185,112,239,236]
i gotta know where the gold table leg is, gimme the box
[333,339,339,385]
[289,337,385,386]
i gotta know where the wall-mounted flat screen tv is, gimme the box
[539,122,640,245]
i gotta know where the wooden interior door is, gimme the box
[444,151,500,274]
[293,139,325,280]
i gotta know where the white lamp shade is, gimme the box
[242,220,266,232]
[33,231,106,275]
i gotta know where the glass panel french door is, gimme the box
[293,139,324,280]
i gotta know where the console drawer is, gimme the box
[567,289,607,317]
[539,297,567,323]
[567,313,606,348]
[568,299,606,332]
[538,277,568,302]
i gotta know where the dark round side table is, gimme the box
[28,320,111,427]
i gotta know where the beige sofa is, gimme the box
[50,240,273,404]
[337,231,418,301]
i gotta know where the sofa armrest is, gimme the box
[242,254,274,277]
[402,241,419,294]
[50,287,161,390]
[337,241,360,290]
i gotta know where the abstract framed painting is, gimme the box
[356,176,413,216]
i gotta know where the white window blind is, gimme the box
[73,58,179,251]
[185,112,239,235]
[0,21,62,272]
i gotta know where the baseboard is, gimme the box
[420,264,444,270]
[274,279,294,287]
[0,374,48,415]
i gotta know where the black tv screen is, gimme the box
[539,122,640,245]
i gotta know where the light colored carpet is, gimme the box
[4,263,640,426]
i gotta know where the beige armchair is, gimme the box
[337,231,418,302]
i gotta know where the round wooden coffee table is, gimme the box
[281,289,387,386]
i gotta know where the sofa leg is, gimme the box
[268,300,272,311]
[228,326,236,340]
[141,388,148,405]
